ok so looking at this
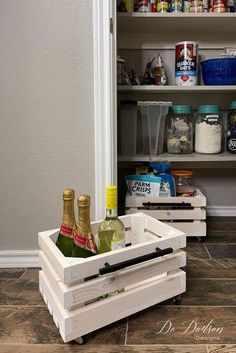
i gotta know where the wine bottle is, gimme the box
[71,195,97,258]
[56,189,76,257]
[98,186,126,253]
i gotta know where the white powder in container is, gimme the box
[195,122,222,153]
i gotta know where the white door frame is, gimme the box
[93,0,117,220]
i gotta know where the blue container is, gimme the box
[201,58,236,85]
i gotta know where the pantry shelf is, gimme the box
[117,13,236,34]
[117,85,236,93]
[118,152,236,163]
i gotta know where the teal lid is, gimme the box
[170,105,192,114]
[230,101,236,110]
[198,105,220,114]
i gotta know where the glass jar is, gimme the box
[227,100,236,153]
[166,105,194,154]
[195,105,223,154]
[171,170,196,197]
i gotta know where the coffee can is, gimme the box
[175,41,198,86]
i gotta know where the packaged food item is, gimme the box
[170,0,183,12]
[227,0,236,11]
[150,162,176,197]
[157,0,170,11]
[117,56,131,85]
[175,41,198,86]
[171,170,196,197]
[135,0,151,12]
[209,0,227,11]
[151,0,157,11]
[125,174,161,197]
[142,54,167,85]
[151,54,167,85]
[142,56,156,85]
[227,101,236,153]
[117,0,133,12]
[166,105,194,154]
[189,0,204,12]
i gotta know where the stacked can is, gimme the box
[175,41,198,86]
[170,0,183,11]
[157,0,170,11]
[209,0,227,11]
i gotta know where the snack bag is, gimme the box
[150,161,176,197]
[151,54,167,86]
[125,174,161,197]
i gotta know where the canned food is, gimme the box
[209,0,227,11]
[135,0,151,12]
[170,0,183,11]
[157,0,170,11]
[175,41,198,86]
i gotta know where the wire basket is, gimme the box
[201,58,236,85]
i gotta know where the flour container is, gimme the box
[119,101,138,155]
[138,101,172,155]
[195,105,223,154]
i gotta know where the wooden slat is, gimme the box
[125,188,206,208]
[39,249,186,309]
[126,208,206,220]
[39,269,186,342]
[168,221,206,237]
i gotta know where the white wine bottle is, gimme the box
[98,185,125,253]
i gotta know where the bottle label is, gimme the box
[74,232,97,254]
[59,224,75,238]
[111,239,126,251]
[228,138,236,152]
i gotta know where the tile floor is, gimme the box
[0,217,236,353]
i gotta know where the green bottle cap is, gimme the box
[230,101,236,110]
[170,105,192,114]
[198,105,220,114]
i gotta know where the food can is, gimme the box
[209,0,227,11]
[175,41,198,86]
[157,0,170,11]
[170,0,183,12]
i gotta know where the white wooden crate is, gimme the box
[125,189,206,238]
[38,212,186,343]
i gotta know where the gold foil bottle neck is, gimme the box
[63,188,75,200]
[78,195,90,207]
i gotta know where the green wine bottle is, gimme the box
[56,189,76,257]
[71,195,97,258]
[98,186,125,253]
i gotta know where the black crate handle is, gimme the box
[99,247,173,275]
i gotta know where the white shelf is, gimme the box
[118,152,236,163]
[117,13,236,33]
[118,85,236,93]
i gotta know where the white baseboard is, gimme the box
[206,206,236,217]
[0,250,40,268]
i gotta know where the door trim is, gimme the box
[93,0,117,220]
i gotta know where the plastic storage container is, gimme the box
[201,58,236,85]
[166,105,194,154]
[138,101,172,155]
[227,100,236,153]
[118,100,138,156]
[171,170,196,197]
[195,105,223,154]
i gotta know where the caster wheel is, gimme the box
[173,295,182,305]
[74,336,84,345]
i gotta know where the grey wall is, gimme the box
[0,0,95,250]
